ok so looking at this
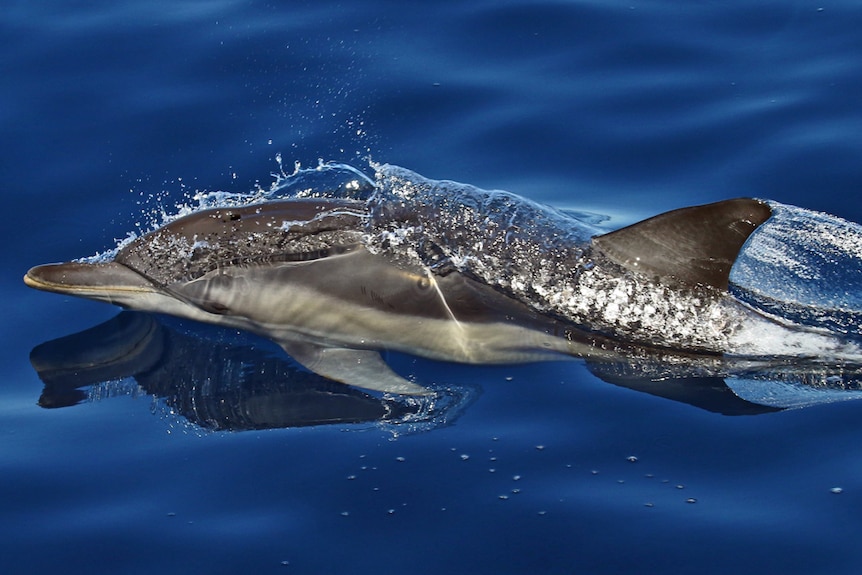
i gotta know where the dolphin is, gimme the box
[24,176,862,395]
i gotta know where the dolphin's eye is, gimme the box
[202,301,230,314]
[416,276,431,291]
[196,274,234,314]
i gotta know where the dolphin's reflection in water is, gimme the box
[31,312,475,432]
[31,312,862,427]
[588,358,862,414]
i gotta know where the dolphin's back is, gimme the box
[116,199,368,287]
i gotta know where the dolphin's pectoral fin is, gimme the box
[279,341,431,396]
[593,198,772,290]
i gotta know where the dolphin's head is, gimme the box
[24,198,370,321]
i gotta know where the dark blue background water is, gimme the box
[4,1,862,573]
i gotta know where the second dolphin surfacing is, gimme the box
[23,165,862,395]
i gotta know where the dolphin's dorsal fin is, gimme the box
[592,198,772,289]
[280,341,431,396]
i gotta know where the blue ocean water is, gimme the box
[4,1,862,573]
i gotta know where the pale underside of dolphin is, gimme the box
[24,191,861,395]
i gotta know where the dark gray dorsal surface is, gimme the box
[592,198,772,289]
[116,199,367,287]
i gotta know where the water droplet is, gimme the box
[387,509,395,515]
[535,445,545,451]
[831,487,843,494]
[347,475,356,480]
[644,502,654,508]
[676,485,685,490]
[626,455,638,463]
[512,475,522,481]
[340,511,350,516]
[460,454,470,461]
[498,495,509,500]
[396,456,406,462]
[686,498,697,504]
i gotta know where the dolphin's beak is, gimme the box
[24,262,155,298]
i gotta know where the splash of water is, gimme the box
[731,201,862,337]
[76,161,375,264]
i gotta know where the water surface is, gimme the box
[4,1,862,573]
